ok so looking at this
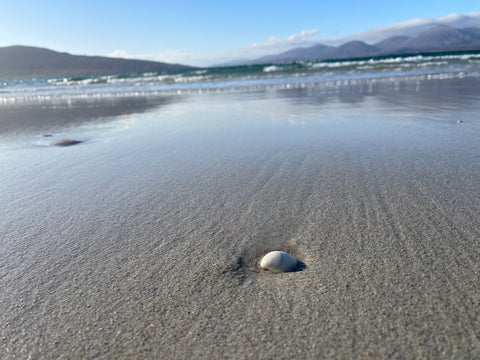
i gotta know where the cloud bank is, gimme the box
[109,29,320,67]
[321,12,480,45]
[109,12,480,67]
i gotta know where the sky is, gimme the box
[0,0,479,66]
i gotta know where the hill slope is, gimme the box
[0,46,193,79]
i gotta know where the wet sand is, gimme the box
[1,77,480,358]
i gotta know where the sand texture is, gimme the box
[1,78,480,359]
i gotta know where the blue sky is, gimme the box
[0,1,478,66]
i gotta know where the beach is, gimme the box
[1,76,480,358]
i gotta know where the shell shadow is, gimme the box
[291,261,306,272]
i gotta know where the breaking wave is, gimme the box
[1,51,480,103]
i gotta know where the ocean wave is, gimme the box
[263,65,280,73]
[1,69,477,106]
[307,53,480,70]
[2,52,480,103]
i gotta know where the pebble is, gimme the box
[260,251,298,272]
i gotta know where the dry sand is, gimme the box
[1,79,480,359]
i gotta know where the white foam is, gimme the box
[263,65,280,73]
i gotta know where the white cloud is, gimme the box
[109,29,320,67]
[288,29,319,42]
[109,49,130,58]
[249,29,319,51]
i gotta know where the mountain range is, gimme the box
[0,46,193,80]
[247,25,480,64]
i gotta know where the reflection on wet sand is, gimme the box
[0,95,177,136]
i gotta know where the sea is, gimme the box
[1,52,480,103]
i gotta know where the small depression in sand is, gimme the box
[53,139,84,147]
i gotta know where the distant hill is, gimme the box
[0,46,193,80]
[245,25,480,65]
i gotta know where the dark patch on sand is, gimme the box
[221,257,247,284]
[291,260,307,272]
[54,139,84,147]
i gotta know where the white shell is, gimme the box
[260,251,298,272]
